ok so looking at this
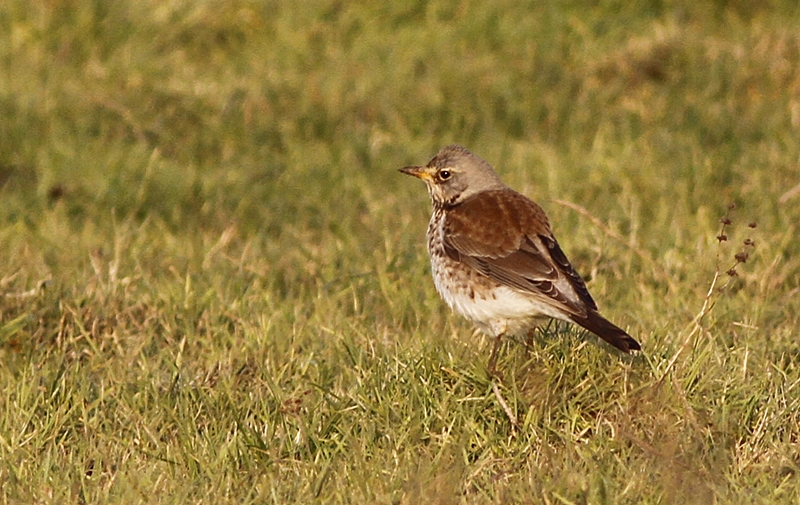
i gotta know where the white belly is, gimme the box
[430,252,569,337]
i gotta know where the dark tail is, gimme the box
[571,310,640,353]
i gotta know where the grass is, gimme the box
[2,0,800,503]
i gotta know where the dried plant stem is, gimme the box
[491,381,518,430]
[659,269,720,383]
[660,206,755,383]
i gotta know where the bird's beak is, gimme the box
[399,165,433,182]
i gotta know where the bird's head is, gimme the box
[399,144,505,206]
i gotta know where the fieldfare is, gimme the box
[400,144,640,372]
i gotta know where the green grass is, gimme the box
[2,0,800,503]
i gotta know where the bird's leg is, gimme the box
[524,328,536,350]
[487,332,504,376]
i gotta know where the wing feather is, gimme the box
[443,190,597,316]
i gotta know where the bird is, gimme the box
[400,144,640,372]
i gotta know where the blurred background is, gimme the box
[3,0,798,347]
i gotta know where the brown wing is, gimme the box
[443,190,597,315]
[538,234,597,311]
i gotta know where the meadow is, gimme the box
[2,0,800,503]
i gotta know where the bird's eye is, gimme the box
[439,170,452,181]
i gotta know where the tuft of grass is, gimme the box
[2,0,800,503]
